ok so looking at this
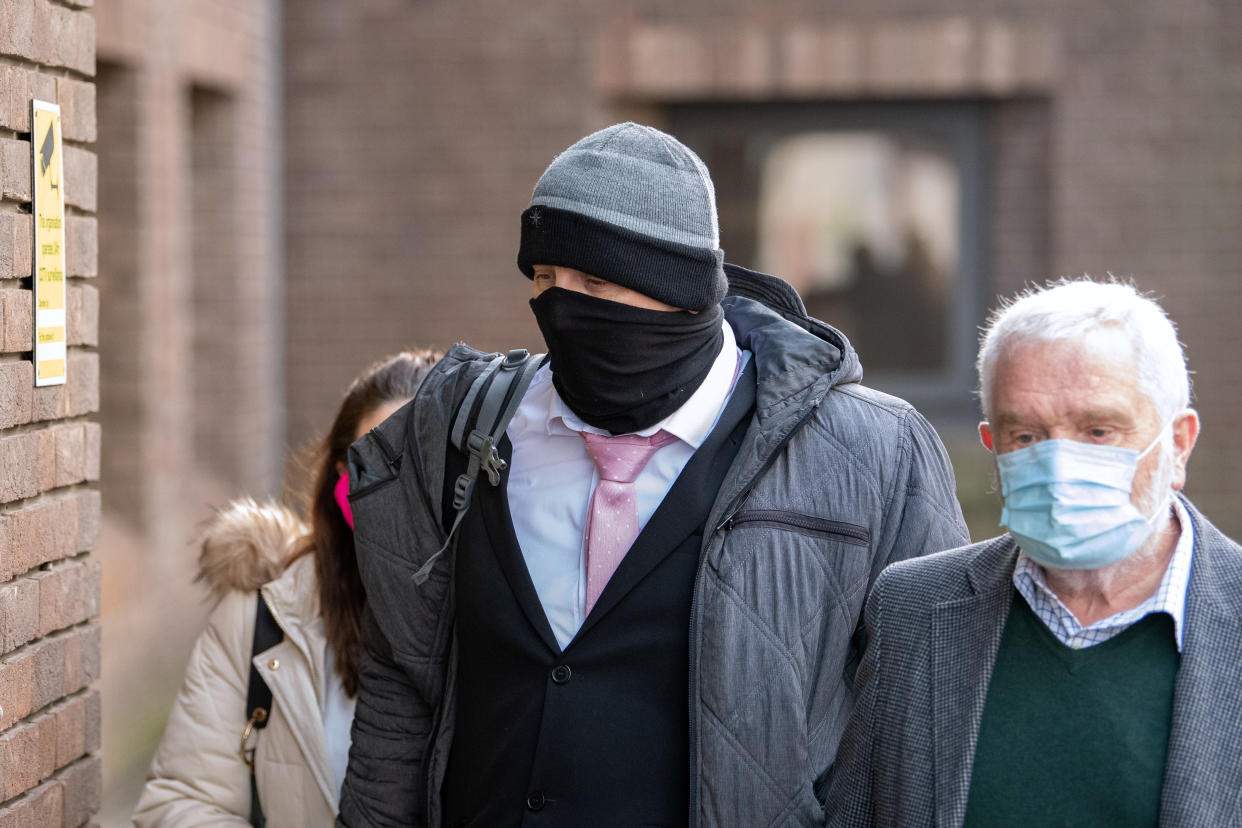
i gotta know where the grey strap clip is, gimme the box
[413,349,546,586]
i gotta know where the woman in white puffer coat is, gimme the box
[133,350,440,827]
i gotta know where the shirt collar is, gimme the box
[1013,496,1196,651]
[543,319,741,449]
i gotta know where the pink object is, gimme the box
[334,472,354,530]
[581,430,678,615]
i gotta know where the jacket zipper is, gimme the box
[720,509,870,546]
[688,400,823,827]
[695,491,869,824]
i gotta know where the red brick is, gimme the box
[57,754,100,828]
[82,423,98,482]
[67,285,97,346]
[0,138,30,203]
[55,76,95,143]
[0,289,33,352]
[0,0,36,62]
[70,5,95,78]
[0,578,38,654]
[66,351,97,416]
[26,69,55,107]
[0,361,34,430]
[0,431,40,503]
[31,568,57,636]
[66,215,96,278]
[0,212,33,280]
[34,560,85,637]
[0,776,63,827]
[82,688,98,754]
[13,213,31,281]
[31,382,66,422]
[0,214,22,281]
[81,558,98,619]
[36,427,55,493]
[51,423,85,488]
[5,495,78,573]
[0,64,26,132]
[53,694,85,769]
[32,632,65,709]
[0,708,56,800]
[58,560,85,633]
[32,0,93,76]
[20,626,94,714]
[0,515,10,583]
[0,647,35,729]
[74,489,98,553]
[62,146,95,213]
[79,621,98,684]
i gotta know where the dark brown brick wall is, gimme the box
[0,0,99,823]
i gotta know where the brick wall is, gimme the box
[0,1,100,825]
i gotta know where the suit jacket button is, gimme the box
[526,790,546,811]
[551,664,572,684]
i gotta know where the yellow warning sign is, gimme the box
[32,100,66,387]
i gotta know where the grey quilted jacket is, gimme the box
[338,276,969,828]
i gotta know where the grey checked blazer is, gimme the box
[825,495,1242,827]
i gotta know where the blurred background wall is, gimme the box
[92,0,282,820]
[87,0,1242,823]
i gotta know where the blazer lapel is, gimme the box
[931,538,1018,828]
[1159,501,1242,826]
[478,443,563,654]
[577,361,756,638]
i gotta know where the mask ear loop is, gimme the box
[1136,414,1180,525]
[1136,414,1178,462]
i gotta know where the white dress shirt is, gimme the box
[507,320,745,650]
[1013,497,1195,651]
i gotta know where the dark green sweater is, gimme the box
[963,595,1180,828]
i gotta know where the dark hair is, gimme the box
[295,349,441,697]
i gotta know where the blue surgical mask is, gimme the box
[996,425,1172,570]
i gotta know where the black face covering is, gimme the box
[530,288,724,435]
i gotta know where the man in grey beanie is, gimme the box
[339,123,968,827]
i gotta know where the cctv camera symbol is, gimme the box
[39,123,58,193]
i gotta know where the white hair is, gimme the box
[977,277,1191,423]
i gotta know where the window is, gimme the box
[668,102,988,422]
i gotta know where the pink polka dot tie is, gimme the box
[581,429,678,615]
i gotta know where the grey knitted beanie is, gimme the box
[517,122,727,312]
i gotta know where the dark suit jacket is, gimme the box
[825,495,1242,827]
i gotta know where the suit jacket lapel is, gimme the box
[479,439,563,654]
[578,361,756,639]
[931,538,1018,828]
[1159,499,1242,826]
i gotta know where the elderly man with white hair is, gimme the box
[825,278,1242,827]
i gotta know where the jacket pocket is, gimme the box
[723,509,869,547]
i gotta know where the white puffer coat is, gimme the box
[133,500,341,828]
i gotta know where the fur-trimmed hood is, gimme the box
[196,498,309,597]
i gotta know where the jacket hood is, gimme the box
[196,498,308,597]
[722,263,862,420]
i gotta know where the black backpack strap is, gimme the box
[241,591,282,827]
[412,349,546,585]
